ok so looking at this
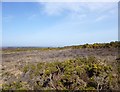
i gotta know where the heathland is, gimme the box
[1,41,120,91]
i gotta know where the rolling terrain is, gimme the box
[1,41,120,91]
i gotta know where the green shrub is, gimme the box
[2,56,118,90]
[37,62,44,69]
[23,65,29,73]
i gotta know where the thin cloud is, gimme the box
[40,3,82,16]
[40,2,117,15]
[39,2,117,22]
[95,15,108,22]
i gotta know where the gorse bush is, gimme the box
[2,56,119,90]
[70,41,120,49]
[3,41,120,54]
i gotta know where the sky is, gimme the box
[2,2,118,47]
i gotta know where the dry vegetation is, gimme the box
[1,41,120,91]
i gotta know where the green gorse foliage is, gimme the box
[2,56,119,90]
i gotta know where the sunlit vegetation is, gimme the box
[2,56,119,91]
[3,41,120,54]
[2,41,119,91]
[70,41,120,49]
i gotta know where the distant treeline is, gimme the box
[64,41,120,49]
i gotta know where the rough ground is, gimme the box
[1,47,119,90]
[2,48,118,63]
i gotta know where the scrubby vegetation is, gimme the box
[2,56,119,91]
[67,41,120,49]
[2,41,120,91]
[3,41,120,53]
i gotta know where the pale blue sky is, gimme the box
[2,2,118,47]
